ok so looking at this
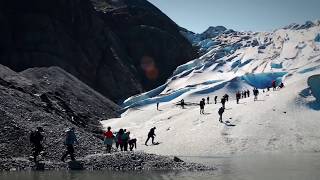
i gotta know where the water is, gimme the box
[2,153,320,180]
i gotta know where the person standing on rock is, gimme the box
[129,138,137,151]
[121,131,130,151]
[218,107,225,123]
[145,127,156,146]
[29,127,44,163]
[103,126,114,153]
[117,129,124,151]
[214,96,218,104]
[199,99,205,114]
[61,127,78,162]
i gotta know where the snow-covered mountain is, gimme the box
[102,20,320,156]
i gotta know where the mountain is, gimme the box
[102,21,320,156]
[180,26,235,55]
[0,0,196,103]
[0,65,119,159]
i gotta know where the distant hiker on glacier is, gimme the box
[157,102,159,110]
[218,107,225,123]
[200,99,205,114]
[253,88,259,101]
[103,126,114,153]
[243,90,247,98]
[207,96,210,104]
[181,99,185,109]
[272,80,276,91]
[279,82,284,89]
[61,127,78,162]
[214,96,218,104]
[236,91,241,104]
[223,94,229,102]
[221,97,226,108]
[29,127,44,163]
[145,127,156,146]
[247,89,250,97]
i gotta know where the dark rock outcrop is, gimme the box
[0,0,196,102]
[0,65,118,159]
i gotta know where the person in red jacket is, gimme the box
[103,126,114,153]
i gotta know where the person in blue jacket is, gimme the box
[61,127,78,162]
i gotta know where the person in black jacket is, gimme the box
[29,127,44,163]
[200,99,205,114]
[218,107,225,123]
[145,127,156,145]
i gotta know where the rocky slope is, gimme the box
[0,0,196,103]
[0,65,119,159]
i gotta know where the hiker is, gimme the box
[223,94,229,102]
[236,91,241,104]
[221,97,226,108]
[247,90,250,97]
[272,80,276,91]
[115,129,122,150]
[267,87,270,91]
[103,126,114,153]
[243,90,247,98]
[128,138,137,151]
[241,91,244,99]
[279,82,284,89]
[253,88,259,101]
[218,107,225,123]
[207,96,210,104]
[122,131,130,151]
[181,99,185,109]
[117,129,124,151]
[157,102,159,110]
[199,99,205,114]
[214,96,218,104]
[145,127,156,145]
[61,127,78,162]
[29,127,44,163]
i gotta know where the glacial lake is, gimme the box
[2,153,320,180]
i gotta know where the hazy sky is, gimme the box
[147,0,320,33]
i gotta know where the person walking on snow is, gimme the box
[61,127,78,162]
[214,96,218,104]
[221,97,226,108]
[156,102,159,110]
[253,88,259,101]
[247,90,250,97]
[103,126,114,153]
[218,107,225,123]
[236,91,241,104]
[207,96,210,104]
[145,127,156,145]
[29,127,44,163]
[199,99,205,114]
[223,94,229,102]
[272,80,276,91]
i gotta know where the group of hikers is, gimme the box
[29,125,157,164]
[200,80,285,123]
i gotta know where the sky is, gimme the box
[147,0,320,33]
